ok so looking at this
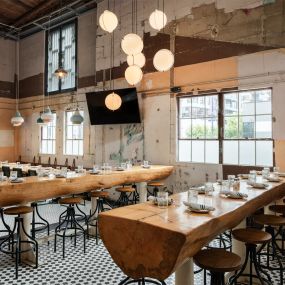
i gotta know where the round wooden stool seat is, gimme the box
[116,186,134,193]
[147,182,164,187]
[232,228,271,244]
[194,249,242,273]
[4,206,33,216]
[269,204,285,215]
[59,197,82,205]
[254,214,285,227]
[90,191,109,198]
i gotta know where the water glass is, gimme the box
[273,167,280,176]
[262,167,270,179]
[0,172,4,181]
[93,165,98,172]
[61,167,68,177]
[227,175,235,187]
[205,182,214,196]
[221,180,230,192]
[188,189,198,203]
[126,161,132,170]
[10,171,17,180]
[120,163,127,169]
[77,165,84,173]
[157,191,168,208]
[249,170,257,183]
[143,160,149,167]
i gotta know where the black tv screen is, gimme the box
[86,88,141,125]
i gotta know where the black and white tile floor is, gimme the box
[0,203,283,284]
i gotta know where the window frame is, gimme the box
[63,110,84,156]
[177,88,274,166]
[45,19,78,96]
[39,112,57,155]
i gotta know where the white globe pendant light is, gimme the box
[41,106,54,123]
[99,10,118,33]
[125,65,143,85]
[11,111,24,127]
[127,53,146,68]
[121,33,143,56]
[105,92,122,111]
[153,49,174,72]
[149,9,167,31]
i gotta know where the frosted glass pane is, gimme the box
[66,140,72,155]
[223,141,238,165]
[256,141,273,166]
[178,140,191,162]
[179,119,191,139]
[192,141,204,163]
[240,141,255,165]
[79,141,84,156]
[205,141,219,164]
[256,115,272,138]
[192,119,205,139]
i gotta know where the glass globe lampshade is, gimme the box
[41,106,54,123]
[99,10,118,33]
[54,67,68,78]
[125,65,143,85]
[11,110,24,127]
[153,49,174,72]
[127,53,146,68]
[149,9,167,31]
[105,92,122,111]
[70,108,84,124]
[121,33,143,56]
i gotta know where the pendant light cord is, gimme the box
[15,33,19,111]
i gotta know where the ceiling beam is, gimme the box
[12,0,59,27]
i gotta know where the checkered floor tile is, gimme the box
[0,203,283,284]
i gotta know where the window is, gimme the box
[64,111,84,156]
[40,113,56,155]
[178,94,219,163]
[178,88,273,166]
[46,21,77,94]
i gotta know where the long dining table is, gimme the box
[0,165,174,264]
[99,177,285,285]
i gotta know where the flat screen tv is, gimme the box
[86,87,141,125]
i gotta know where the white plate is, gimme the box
[10,178,24,183]
[188,208,211,213]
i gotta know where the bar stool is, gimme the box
[0,208,12,240]
[147,182,164,197]
[88,190,112,244]
[115,186,135,206]
[54,197,87,258]
[194,248,241,285]
[0,206,38,279]
[229,228,272,285]
[254,214,285,284]
[207,231,232,251]
[119,277,166,285]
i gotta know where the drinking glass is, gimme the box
[77,165,84,173]
[188,189,198,203]
[205,182,214,196]
[157,192,168,209]
[143,160,149,167]
[273,167,280,177]
[93,165,98,172]
[228,175,235,187]
[249,170,257,183]
[0,171,4,181]
[126,161,132,170]
[10,171,17,180]
[120,163,127,169]
[60,167,68,177]
[262,167,270,179]
[221,180,230,192]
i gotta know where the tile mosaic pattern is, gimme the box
[0,203,283,285]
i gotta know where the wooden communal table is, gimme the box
[99,179,285,284]
[0,165,174,208]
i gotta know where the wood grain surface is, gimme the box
[99,179,285,280]
[0,165,174,207]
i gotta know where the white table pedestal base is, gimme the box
[138,182,148,203]
[175,258,194,285]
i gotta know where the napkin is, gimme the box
[266,177,281,182]
[148,196,173,205]
[183,201,215,211]
[189,186,205,194]
[247,182,268,189]
[220,191,248,199]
